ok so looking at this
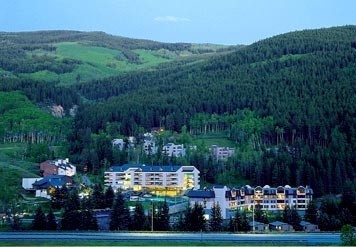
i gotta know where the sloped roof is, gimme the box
[32,175,72,188]
[249,221,266,226]
[269,221,290,226]
[108,164,183,173]
[300,221,317,226]
[186,189,215,198]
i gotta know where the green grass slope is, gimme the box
[0,31,234,85]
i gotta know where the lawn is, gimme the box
[55,42,123,65]
[19,42,198,85]
[192,135,236,148]
[0,143,39,205]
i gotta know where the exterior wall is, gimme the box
[143,140,158,154]
[40,161,57,177]
[270,223,294,232]
[40,159,76,177]
[210,145,235,161]
[187,185,313,219]
[162,143,186,157]
[112,138,125,150]
[58,165,76,177]
[22,178,39,190]
[104,165,200,195]
[300,221,320,232]
[250,222,269,231]
[35,189,50,199]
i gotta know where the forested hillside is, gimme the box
[70,26,356,196]
[0,27,355,197]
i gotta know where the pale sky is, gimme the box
[1,0,355,45]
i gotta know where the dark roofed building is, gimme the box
[299,221,320,232]
[269,221,294,232]
[186,189,215,198]
[32,175,74,199]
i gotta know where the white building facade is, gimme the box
[104,164,200,196]
[186,185,313,219]
[210,145,235,161]
[162,143,186,157]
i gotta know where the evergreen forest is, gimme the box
[0,26,355,203]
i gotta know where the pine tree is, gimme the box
[154,201,170,231]
[227,217,235,232]
[130,202,146,231]
[289,206,301,231]
[61,189,81,230]
[283,205,292,223]
[103,185,115,209]
[11,215,21,230]
[304,201,318,224]
[209,202,223,231]
[91,184,104,209]
[109,191,130,230]
[181,204,192,231]
[51,186,68,210]
[255,204,269,224]
[80,210,98,230]
[240,210,249,232]
[234,209,241,232]
[64,189,80,212]
[32,206,47,230]
[46,209,57,230]
[61,210,80,230]
[189,203,206,231]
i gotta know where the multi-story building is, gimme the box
[162,143,186,157]
[104,164,200,196]
[40,158,76,177]
[143,140,158,155]
[186,185,313,219]
[112,138,125,150]
[210,145,235,161]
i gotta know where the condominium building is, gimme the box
[186,185,313,219]
[162,143,186,157]
[104,164,200,196]
[210,145,235,161]
[40,158,76,177]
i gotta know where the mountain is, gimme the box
[70,26,356,196]
[0,27,355,198]
[0,30,235,85]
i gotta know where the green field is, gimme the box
[193,135,236,148]
[24,42,176,85]
[13,40,225,86]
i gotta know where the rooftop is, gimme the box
[186,189,215,198]
[107,164,196,173]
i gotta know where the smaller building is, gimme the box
[22,178,40,190]
[40,158,76,177]
[162,143,186,157]
[210,145,235,161]
[112,139,125,150]
[249,221,269,232]
[269,221,294,232]
[32,175,74,198]
[143,139,158,155]
[186,189,216,216]
[300,221,320,232]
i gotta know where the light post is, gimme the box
[252,195,255,234]
[151,200,154,232]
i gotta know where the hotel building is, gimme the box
[104,164,200,196]
[186,185,313,219]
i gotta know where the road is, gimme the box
[0,232,341,245]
